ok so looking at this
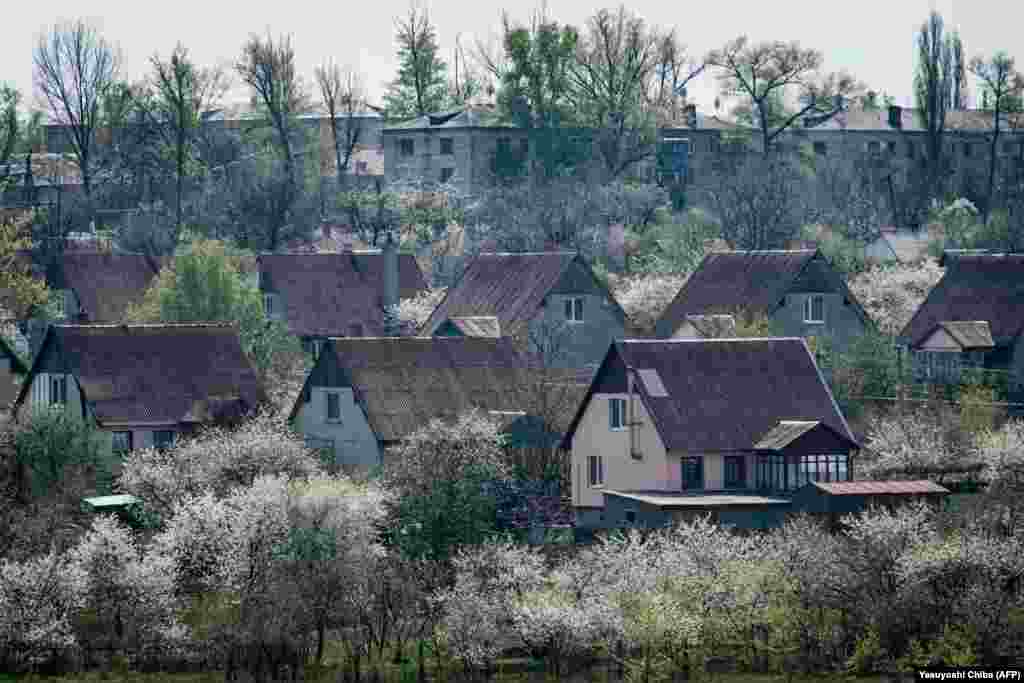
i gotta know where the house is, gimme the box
[42,251,164,323]
[255,242,428,353]
[654,249,873,353]
[863,226,932,264]
[422,251,628,370]
[897,251,1024,393]
[0,333,28,414]
[12,324,265,456]
[562,337,863,530]
[288,336,557,470]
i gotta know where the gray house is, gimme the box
[897,251,1024,394]
[12,323,265,456]
[654,249,873,353]
[562,337,860,530]
[422,251,627,371]
[288,336,548,470]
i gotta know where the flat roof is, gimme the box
[604,490,791,508]
[82,494,141,509]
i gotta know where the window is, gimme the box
[887,141,897,154]
[609,398,627,430]
[112,431,133,454]
[962,142,972,157]
[310,339,323,359]
[263,293,275,317]
[867,140,880,154]
[153,430,175,451]
[326,392,341,422]
[520,138,529,156]
[803,294,824,323]
[50,375,67,406]
[588,454,604,487]
[813,141,827,156]
[564,297,584,323]
[756,453,849,491]
[440,137,454,155]
[724,456,746,489]
[440,167,455,184]
[52,291,66,319]
[624,508,637,525]
[399,138,414,157]
[906,141,916,158]
[356,160,368,174]
[681,456,703,491]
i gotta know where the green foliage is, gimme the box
[845,626,883,674]
[383,7,450,118]
[14,406,112,497]
[630,208,718,275]
[801,225,868,276]
[497,15,579,128]
[818,330,907,419]
[126,238,301,378]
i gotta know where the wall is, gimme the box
[571,391,672,510]
[772,292,866,354]
[292,385,381,470]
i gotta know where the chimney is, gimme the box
[685,104,698,129]
[888,105,902,129]
[382,231,400,337]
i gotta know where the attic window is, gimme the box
[803,295,824,324]
[565,297,584,323]
[440,137,454,155]
[326,392,341,422]
[50,375,67,406]
[813,141,826,156]
[399,139,414,157]
[609,398,627,430]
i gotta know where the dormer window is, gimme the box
[564,297,584,323]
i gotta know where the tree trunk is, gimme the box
[985,106,1001,225]
[316,620,326,665]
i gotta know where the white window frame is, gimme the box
[310,339,323,359]
[609,397,627,431]
[564,297,584,323]
[588,454,604,488]
[326,391,341,423]
[263,293,275,318]
[50,374,67,406]
[803,294,825,324]
[52,290,66,319]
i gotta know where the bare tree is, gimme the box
[33,19,121,199]
[969,52,1024,224]
[914,11,954,199]
[0,86,20,185]
[649,29,706,123]
[144,44,228,239]
[236,31,310,190]
[950,31,968,110]
[315,60,365,189]
[706,36,862,156]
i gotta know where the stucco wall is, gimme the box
[571,392,672,509]
[772,292,867,354]
[292,385,382,470]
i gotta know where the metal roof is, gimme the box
[754,421,821,450]
[811,480,949,496]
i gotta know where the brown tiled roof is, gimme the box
[655,251,819,337]
[15,324,264,425]
[54,252,164,322]
[812,480,949,496]
[564,338,855,452]
[316,336,529,441]
[424,252,613,335]
[258,252,428,337]
[448,316,502,337]
[899,253,1024,347]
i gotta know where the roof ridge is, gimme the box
[620,337,805,343]
[478,251,577,257]
[55,322,236,329]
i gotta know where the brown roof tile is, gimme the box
[565,338,855,452]
[54,252,164,322]
[17,324,264,425]
[258,252,428,337]
[899,253,1024,347]
[319,336,530,441]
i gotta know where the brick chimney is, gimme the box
[888,105,903,129]
[382,231,400,337]
[685,104,698,129]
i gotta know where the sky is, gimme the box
[3,0,1022,120]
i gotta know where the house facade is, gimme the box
[12,324,264,458]
[563,338,861,530]
[422,251,627,371]
[655,249,873,353]
[898,251,1024,394]
[289,336,551,470]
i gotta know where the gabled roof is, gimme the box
[52,252,164,322]
[655,250,871,337]
[13,324,265,425]
[899,253,1024,347]
[754,420,859,451]
[810,480,949,496]
[445,316,502,338]
[385,105,517,131]
[292,336,531,441]
[258,252,427,338]
[930,321,995,350]
[423,252,625,335]
[563,338,856,452]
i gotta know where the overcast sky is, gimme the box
[4,0,1021,118]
